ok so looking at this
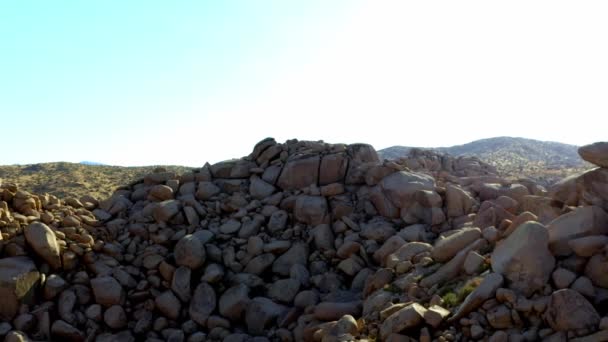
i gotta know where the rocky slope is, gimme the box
[1,138,608,342]
[379,137,589,184]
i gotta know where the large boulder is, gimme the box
[174,234,206,269]
[379,303,427,340]
[319,153,348,185]
[578,142,608,168]
[544,289,600,331]
[24,222,62,269]
[380,171,435,209]
[431,227,481,263]
[0,257,41,320]
[277,154,320,190]
[584,253,608,288]
[189,283,216,326]
[445,184,476,218]
[546,206,608,256]
[491,221,555,296]
[294,195,329,226]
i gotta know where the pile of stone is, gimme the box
[1,138,608,342]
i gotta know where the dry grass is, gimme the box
[0,162,193,200]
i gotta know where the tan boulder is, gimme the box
[0,257,41,321]
[294,195,329,226]
[449,273,503,322]
[544,289,600,331]
[569,235,608,257]
[24,222,62,269]
[277,154,320,190]
[380,171,435,209]
[431,227,481,262]
[491,221,555,296]
[445,184,476,218]
[380,303,427,340]
[319,153,348,185]
[584,253,608,288]
[546,206,608,256]
[579,142,608,168]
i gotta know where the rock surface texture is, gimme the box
[0,138,608,342]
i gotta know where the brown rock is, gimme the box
[491,221,555,296]
[319,153,348,185]
[219,284,250,321]
[277,154,320,190]
[547,206,608,256]
[189,282,216,326]
[431,227,481,262]
[545,289,600,331]
[174,234,206,270]
[579,142,608,168]
[91,276,124,307]
[155,290,181,320]
[0,257,40,320]
[24,222,62,269]
[294,195,329,226]
[380,303,427,340]
[104,305,127,329]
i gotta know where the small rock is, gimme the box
[189,282,216,326]
[91,276,125,307]
[552,268,577,289]
[423,305,450,328]
[51,320,84,342]
[155,290,181,320]
[104,305,127,329]
[219,284,250,321]
[174,234,206,270]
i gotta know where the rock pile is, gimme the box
[1,138,608,342]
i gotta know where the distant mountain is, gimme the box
[80,161,107,166]
[379,137,589,182]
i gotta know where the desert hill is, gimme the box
[379,137,590,183]
[1,138,608,341]
[0,162,192,199]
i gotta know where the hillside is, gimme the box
[0,162,193,200]
[379,137,590,183]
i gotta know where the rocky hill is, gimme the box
[0,162,192,200]
[379,137,590,184]
[1,138,608,342]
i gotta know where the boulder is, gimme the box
[24,222,62,269]
[584,253,608,288]
[0,257,40,320]
[578,142,608,168]
[491,221,555,296]
[431,227,481,263]
[445,184,476,218]
[380,303,427,340]
[545,289,600,331]
[319,153,348,185]
[380,171,435,209]
[174,234,206,269]
[546,206,608,256]
[277,154,320,190]
[219,284,250,321]
[91,276,124,307]
[189,282,216,326]
[272,243,309,276]
[294,195,329,226]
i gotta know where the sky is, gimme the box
[1,1,607,166]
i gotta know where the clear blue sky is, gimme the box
[1,1,607,166]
